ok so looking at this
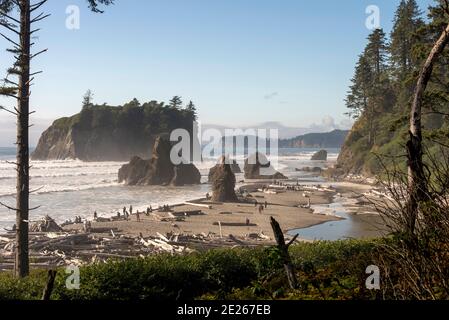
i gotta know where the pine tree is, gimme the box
[0,0,115,278]
[82,89,94,109]
[169,96,183,109]
[345,55,373,120]
[390,0,423,80]
[186,100,197,120]
[365,28,389,78]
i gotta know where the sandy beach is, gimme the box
[63,183,341,241]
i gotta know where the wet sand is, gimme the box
[64,185,341,241]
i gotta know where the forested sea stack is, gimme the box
[118,135,201,186]
[32,99,197,161]
[210,156,239,202]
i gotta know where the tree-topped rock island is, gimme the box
[32,97,197,161]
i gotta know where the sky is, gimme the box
[0,0,436,146]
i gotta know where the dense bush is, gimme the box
[0,240,380,301]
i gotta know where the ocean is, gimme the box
[0,147,339,231]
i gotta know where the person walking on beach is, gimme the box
[136,211,141,222]
[129,205,133,215]
[264,201,268,209]
[123,206,127,216]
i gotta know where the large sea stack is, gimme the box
[32,100,196,161]
[211,156,239,202]
[244,152,287,180]
[118,136,201,186]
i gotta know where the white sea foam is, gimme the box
[0,148,340,230]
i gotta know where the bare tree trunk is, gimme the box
[270,217,299,290]
[15,0,31,278]
[41,270,57,300]
[407,21,449,236]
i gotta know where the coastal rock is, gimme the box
[171,164,202,186]
[208,157,241,182]
[118,136,201,186]
[32,100,196,161]
[211,156,239,202]
[244,152,287,180]
[311,150,328,161]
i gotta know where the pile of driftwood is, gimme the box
[0,218,273,271]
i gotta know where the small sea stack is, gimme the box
[208,156,241,182]
[311,150,328,161]
[244,152,287,180]
[211,156,239,202]
[118,135,201,186]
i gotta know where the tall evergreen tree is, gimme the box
[186,100,197,120]
[0,0,115,278]
[365,28,389,78]
[345,55,373,120]
[390,0,424,79]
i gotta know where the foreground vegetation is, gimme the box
[0,239,391,300]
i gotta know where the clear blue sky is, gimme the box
[0,0,435,130]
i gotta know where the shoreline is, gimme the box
[0,178,382,270]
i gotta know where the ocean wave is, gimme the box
[0,180,119,198]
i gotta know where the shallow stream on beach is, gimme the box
[288,196,385,241]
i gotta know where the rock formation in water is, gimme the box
[208,156,241,182]
[311,150,328,161]
[32,100,197,161]
[244,152,287,180]
[211,156,239,202]
[118,136,201,186]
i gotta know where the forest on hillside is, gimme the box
[338,0,449,175]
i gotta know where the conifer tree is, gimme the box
[0,0,114,278]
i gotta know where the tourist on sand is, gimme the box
[93,211,98,220]
[136,211,141,222]
[146,207,150,216]
[123,207,127,216]
[246,218,250,226]
[264,201,268,209]
[129,205,133,215]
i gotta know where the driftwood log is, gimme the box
[270,217,299,289]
